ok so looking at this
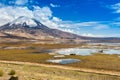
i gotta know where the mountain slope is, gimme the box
[0,16,120,43]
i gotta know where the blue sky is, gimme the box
[0,0,120,37]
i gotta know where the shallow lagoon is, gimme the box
[47,59,80,64]
[56,48,98,55]
[56,48,120,55]
[103,49,120,54]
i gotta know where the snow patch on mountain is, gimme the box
[10,16,37,27]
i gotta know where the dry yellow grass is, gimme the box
[0,62,120,80]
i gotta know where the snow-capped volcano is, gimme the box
[0,16,53,39]
[0,16,119,43]
[0,16,49,30]
[0,16,82,40]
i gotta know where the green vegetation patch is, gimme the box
[0,49,54,63]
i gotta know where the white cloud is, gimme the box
[52,17,62,22]
[0,5,54,26]
[58,21,110,30]
[77,22,109,30]
[0,6,33,25]
[33,6,52,21]
[93,24,109,30]
[110,3,120,13]
[81,33,104,37]
[15,0,28,5]
[0,0,30,6]
[61,22,96,28]
[50,3,60,7]
[112,22,120,26]
[109,3,120,22]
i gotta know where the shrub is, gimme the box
[9,76,18,80]
[8,70,16,75]
[0,69,3,77]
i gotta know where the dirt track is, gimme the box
[0,60,120,76]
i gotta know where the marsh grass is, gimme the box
[66,53,120,71]
[0,42,81,49]
[0,49,54,63]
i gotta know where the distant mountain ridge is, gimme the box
[0,16,120,43]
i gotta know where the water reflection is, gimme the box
[56,48,98,55]
[56,48,120,55]
[47,59,80,64]
[104,49,120,54]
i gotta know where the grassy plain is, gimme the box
[0,62,120,80]
[0,42,120,80]
[0,43,120,71]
